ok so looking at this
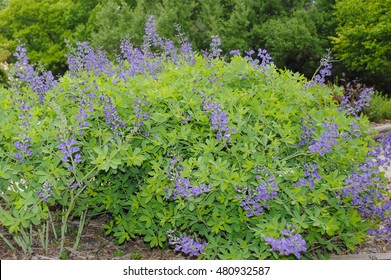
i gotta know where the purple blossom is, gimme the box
[167,230,207,257]
[116,17,195,80]
[308,120,339,156]
[175,26,195,64]
[308,51,332,87]
[75,105,90,135]
[165,157,211,200]
[99,94,125,136]
[13,138,32,162]
[339,86,374,117]
[367,217,391,242]
[118,38,162,79]
[244,49,260,68]
[294,164,322,189]
[341,134,391,239]
[133,97,150,134]
[57,135,82,170]
[66,41,114,77]
[202,96,234,144]
[142,15,164,50]
[36,180,53,202]
[236,169,278,217]
[229,50,241,57]
[13,44,57,104]
[264,232,307,259]
[257,48,274,68]
[243,48,273,70]
[204,35,222,60]
[296,118,316,147]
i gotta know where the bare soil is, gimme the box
[0,213,189,260]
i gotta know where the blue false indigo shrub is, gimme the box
[2,18,391,259]
[341,132,391,242]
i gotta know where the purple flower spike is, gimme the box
[308,120,339,156]
[165,156,211,200]
[236,168,278,217]
[264,232,307,259]
[57,135,82,170]
[167,230,207,257]
[202,96,235,144]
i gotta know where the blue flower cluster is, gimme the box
[294,164,322,189]
[13,44,57,104]
[342,160,391,222]
[308,51,332,87]
[57,135,82,171]
[339,86,374,117]
[236,169,278,217]
[203,35,222,60]
[166,177,211,200]
[36,180,54,202]
[165,157,211,200]
[175,26,194,64]
[133,97,150,135]
[296,118,316,147]
[167,230,207,257]
[14,138,32,163]
[229,49,241,57]
[202,96,235,145]
[367,218,391,242]
[342,122,362,141]
[66,41,114,77]
[75,92,95,135]
[264,230,307,259]
[308,120,339,156]
[243,48,274,70]
[11,45,57,162]
[13,101,33,162]
[99,94,125,136]
[118,16,195,80]
[65,16,196,83]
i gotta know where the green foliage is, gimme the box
[331,0,391,93]
[0,0,99,75]
[365,92,391,123]
[83,0,146,54]
[1,41,389,259]
[259,9,323,74]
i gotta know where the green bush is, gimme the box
[1,23,390,259]
[365,92,391,122]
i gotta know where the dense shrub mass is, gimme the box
[0,17,390,259]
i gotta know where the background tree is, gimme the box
[0,0,100,75]
[331,0,391,94]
